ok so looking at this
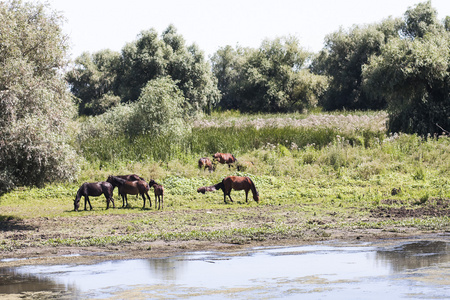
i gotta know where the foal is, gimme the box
[151,183,164,210]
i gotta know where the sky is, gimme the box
[31,0,450,60]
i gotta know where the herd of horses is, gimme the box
[74,152,259,211]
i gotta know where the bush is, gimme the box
[0,1,78,192]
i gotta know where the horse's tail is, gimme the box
[232,154,237,163]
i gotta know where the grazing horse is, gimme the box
[74,182,115,211]
[107,176,153,209]
[151,183,164,210]
[198,157,214,172]
[213,152,237,168]
[197,176,259,204]
[109,174,145,198]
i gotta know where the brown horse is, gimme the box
[74,182,115,211]
[151,183,164,210]
[213,152,237,168]
[109,174,144,198]
[198,176,259,204]
[107,176,153,208]
[198,157,214,172]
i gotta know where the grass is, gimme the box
[0,111,449,250]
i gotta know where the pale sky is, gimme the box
[32,0,450,60]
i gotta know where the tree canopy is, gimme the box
[211,37,328,113]
[67,25,220,116]
[0,0,77,192]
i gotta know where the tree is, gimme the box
[66,50,121,115]
[0,0,77,191]
[211,37,328,113]
[362,33,450,135]
[313,18,402,110]
[361,1,450,135]
[210,45,253,110]
[69,25,220,116]
[402,0,441,38]
[127,76,189,138]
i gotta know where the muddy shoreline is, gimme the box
[2,227,448,268]
[1,200,449,268]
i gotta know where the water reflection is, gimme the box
[376,241,449,272]
[0,267,77,297]
[0,240,448,299]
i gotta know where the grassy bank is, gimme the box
[0,111,449,252]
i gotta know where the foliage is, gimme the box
[362,3,450,135]
[66,50,121,115]
[76,77,193,162]
[128,76,190,138]
[76,111,387,164]
[211,37,328,113]
[0,0,78,192]
[313,17,402,110]
[67,25,221,116]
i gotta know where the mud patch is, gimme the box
[371,198,450,218]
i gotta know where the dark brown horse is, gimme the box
[151,183,164,210]
[74,182,115,211]
[107,176,154,208]
[109,174,145,198]
[197,176,259,204]
[198,157,214,172]
[213,152,237,168]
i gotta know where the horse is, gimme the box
[108,174,145,198]
[198,157,214,172]
[213,152,237,168]
[150,183,164,210]
[74,182,115,211]
[106,175,153,209]
[197,176,259,204]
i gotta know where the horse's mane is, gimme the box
[108,175,126,185]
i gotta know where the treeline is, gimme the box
[67,1,450,136]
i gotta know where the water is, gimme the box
[0,240,449,299]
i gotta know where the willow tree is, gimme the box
[0,1,77,191]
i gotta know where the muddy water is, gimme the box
[0,239,449,299]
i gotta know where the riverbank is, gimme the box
[1,199,448,268]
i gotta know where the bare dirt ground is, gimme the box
[1,198,449,268]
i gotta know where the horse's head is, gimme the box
[253,193,260,203]
[74,196,80,211]
[106,175,114,184]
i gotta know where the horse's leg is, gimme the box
[141,193,146,209]
[228,194,234,202]
[245,190,249,203]
[105,194,110,209]
[147,192,152,208]
[121,193,126,207]
[85,196,92,211]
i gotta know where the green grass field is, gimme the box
[0,111,449,250]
